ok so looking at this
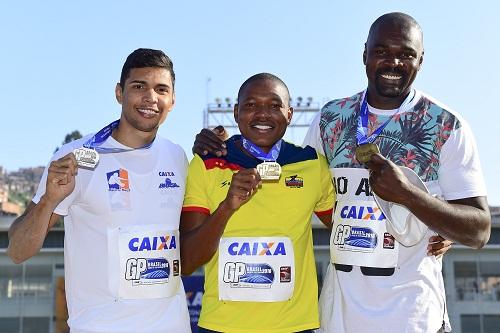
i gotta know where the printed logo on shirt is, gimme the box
[339,205,386,221]
[158,178,180,189]
[285,175,304,188]
[128,235,177,251]
[221,180,231,187]
[107,169,130,191]
[125,257,170,285]
[333,225,378,252]
[223,262,274,288]
[173,259,180,276]
[158,171,180,189]
[227,241,287,256]
[280,266,292,282]
[383,232,395,249]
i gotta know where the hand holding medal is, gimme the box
[45,153,79,204]
[224,168,262,211]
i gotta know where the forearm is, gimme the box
[181,201,235,275]
[402,189,490,248]
[7,197,58,263]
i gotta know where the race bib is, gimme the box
[331,199,398,268]
[218,237,294,302]
[116,225,181,299]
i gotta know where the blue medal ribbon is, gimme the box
[241,136,282,162]
[82,120,154,153]
[356,90,415,145]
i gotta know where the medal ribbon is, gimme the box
[356,90,415,145]
[82,120,154,153]
[241,136,282,161]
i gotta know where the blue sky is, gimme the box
[1,1,499,205]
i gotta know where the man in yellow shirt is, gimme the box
[180,73,334,332]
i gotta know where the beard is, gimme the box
[374,69,408,98]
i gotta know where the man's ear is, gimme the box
[418,49,425,69]
[287,106,294,125]
[233,103,239,123]
[168,92,176,112]
[363,43,367,65]
[115,83,123,104]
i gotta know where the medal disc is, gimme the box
[256,162,281,181]
[73,148,99,169]
[355,143,380,164]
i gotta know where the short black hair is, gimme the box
[119,48,175,89]
[368,12,423,44]
[237,73,290,104]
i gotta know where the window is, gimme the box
[461,315,480,333]
[461,314,500,333]
[454,261,478,301]
[484,315,500,333]
[454,261,500,302]
[478,262,500,302]
[0,264,52,302]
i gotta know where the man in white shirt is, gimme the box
[8,48,191,333]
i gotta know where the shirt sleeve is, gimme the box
[438,119,487,200]
[182,154,210,215]
[32,146,79,216]
[302,111,325,155]
[314,153,335,215]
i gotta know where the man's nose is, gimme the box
[255,105,271,117]
[143,89,158,103]
[388,56,403,68]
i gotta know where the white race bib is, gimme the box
[218,237,294,302]
[331,167,399,268]
[115,225,181,299]
[331,199,398,268]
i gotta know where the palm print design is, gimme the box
[319,92,460,182]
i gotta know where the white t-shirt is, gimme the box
[304,90,487,333]
[33,133,191,333]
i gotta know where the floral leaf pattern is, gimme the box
[319,91,460,181]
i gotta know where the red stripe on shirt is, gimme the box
[203,158,242,171]
[314,208,333,217]
[182,206,210,215]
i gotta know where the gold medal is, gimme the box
[355,143,380,164]
[73,148,99,169]
[256,161,281,181]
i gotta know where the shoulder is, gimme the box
[322,91,364,114]
[279,141,319,165]
[418,91,467,130]
[155,136,187,157]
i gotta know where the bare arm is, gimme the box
[368,154,491,248]
[180,168,261,275]
[8,201,62,263]
[7,153,78,263]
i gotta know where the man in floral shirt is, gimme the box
[303,12,490,333]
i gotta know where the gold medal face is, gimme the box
[73,148,99,169]
[256,162,281,181]
[355,143,380,164]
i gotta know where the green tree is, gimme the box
[63,130,83,144]
[55,130,82,152]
